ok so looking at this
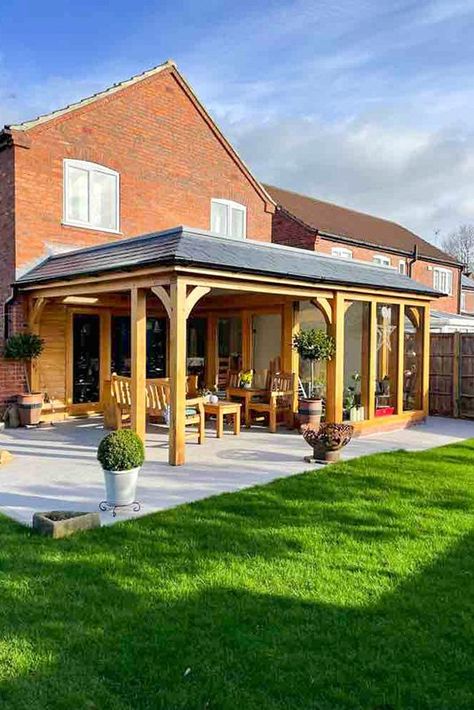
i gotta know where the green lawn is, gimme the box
[1,441,474,710]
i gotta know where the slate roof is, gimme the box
[265,184,460,266]
[461,274,474,290]
[15,226,440,297]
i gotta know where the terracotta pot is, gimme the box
[298,398,322,429]
[17,393,43,426]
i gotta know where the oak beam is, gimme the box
[130,287,147,442]
[311,296,333,325]
[185,286,211,318]
[151,285,172,319]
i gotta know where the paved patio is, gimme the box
[0,416,473,527]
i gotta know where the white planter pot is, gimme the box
[103,467,140,506]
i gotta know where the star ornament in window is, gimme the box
[377,307,396,351]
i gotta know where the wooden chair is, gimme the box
[217,357,231,390]
[110,374,205,443]
[247,372,295,433]
[225,370,241,395]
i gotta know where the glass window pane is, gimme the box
[375,304,399,416]
[298,302,327,399]
[343,301,370,421]
[73,314,100,404]
[90,170,117,230]
[211,201,228,236]
[67,166,88,223]
[230,207,245,238]
[403,307,423,411]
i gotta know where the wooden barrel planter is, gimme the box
[17,393,43,426]
[298,398,323,429]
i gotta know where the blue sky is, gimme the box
[2,0,474,241]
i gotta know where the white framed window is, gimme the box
[461,292,467,311]
[399,260,406,275]
[433,267,453,295]
[210,199,246,239]
[373,254,391,267]
[331,246,353,259]
[63,160,120,232]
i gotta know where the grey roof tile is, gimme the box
[15,226,440,297]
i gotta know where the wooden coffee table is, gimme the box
[226,387,268,427]
[204,400,241,438]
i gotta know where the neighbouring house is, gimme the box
[265,185,465,318]
[461,274,474,315]
[0,61,439,464]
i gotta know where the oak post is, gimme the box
[396,304,405,415]
[169,277,187,465]
[326,293,344,422]
[131,287,147,442]
[367,300,377,420]
[282,301,299,416]
[422,304,431,416]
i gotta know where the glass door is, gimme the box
[72,314,100,404]
[252,313,282,387]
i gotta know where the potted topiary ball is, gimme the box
[97,430,145,509]
[4,332,45,426]
[292,329,335,428]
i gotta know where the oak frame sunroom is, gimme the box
[16,227,437,466]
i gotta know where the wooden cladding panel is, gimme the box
[38,303,68,408]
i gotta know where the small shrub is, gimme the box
[97,430,145,471]
[4,332,45,393]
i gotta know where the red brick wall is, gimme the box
[271,209,317,250]
[13,67,273,274]
[316,236,408,270]
[461,290,474,314]
[410,260,460,313]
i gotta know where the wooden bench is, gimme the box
[109,374,205,443]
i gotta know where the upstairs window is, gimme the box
[64,160,119,232]
[331,247,352,259]
[461,292,467,311]
[433,267,453,295]
[373,254,391,267]
[399,260,406,275]
[210,199,246,239]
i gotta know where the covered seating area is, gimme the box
[16,226,437,465]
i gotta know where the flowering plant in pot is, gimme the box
[97,430,145,509]
[4,332,45,426]
[239,370,253,389]
[292,329,335,428]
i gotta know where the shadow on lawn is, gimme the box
[0,444,473,709]
[0,524,473,709]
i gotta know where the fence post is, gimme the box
[453,331,461,418]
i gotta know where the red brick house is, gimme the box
[265,185,464,316]
[0,61,275,407]
[0,61,437,451]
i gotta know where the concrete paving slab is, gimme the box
[0,416,473,527]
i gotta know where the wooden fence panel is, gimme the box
[430,332,474,418]
[429,334,455,417]
[460,334,474,418]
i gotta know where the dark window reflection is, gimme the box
[111,316,167,378]
[73,314,100,404]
